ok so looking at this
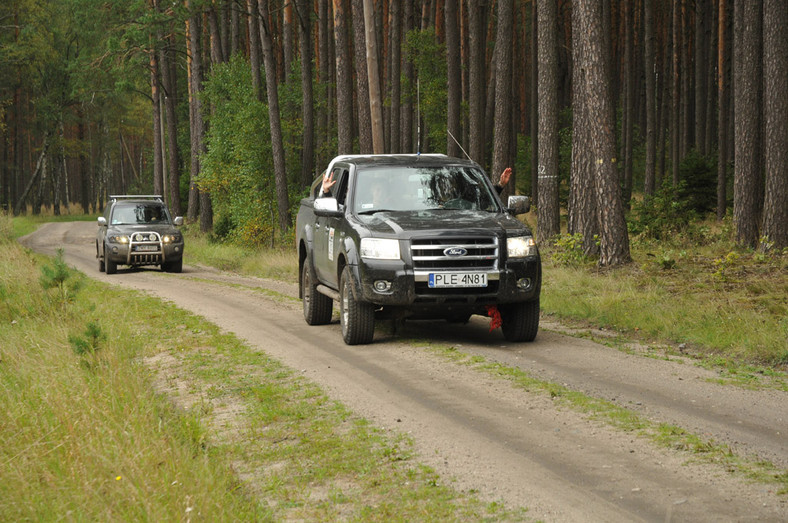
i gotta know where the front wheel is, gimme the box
[162,258,183,273]
[302,260,333,325]
[500,298,540,342]
[105,252,117,275]
[339,266,374,345]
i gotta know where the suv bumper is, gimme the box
[356,256,541,314]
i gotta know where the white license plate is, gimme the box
[135,245,159,252]
[428,272,487,288]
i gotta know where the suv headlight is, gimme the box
[162,233,182,243]
[360,238,401,260]
[507,236,537,258]
[108,234,129,244]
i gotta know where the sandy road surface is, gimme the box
[21,221,788,521]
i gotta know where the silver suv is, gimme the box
[96,195,184,274]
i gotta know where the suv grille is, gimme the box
[410,236,499,271]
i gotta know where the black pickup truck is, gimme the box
[296,154,541,345]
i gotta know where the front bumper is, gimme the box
[356,256,541,316]
[106,240,184,266]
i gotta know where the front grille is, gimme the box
[130,253,163,264]
[410,236,498,271]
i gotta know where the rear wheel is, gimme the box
[339,266,374,345]
[500,298,539,342]
[302,260,333,325]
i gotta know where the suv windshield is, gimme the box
[354,166,500,214]
[111,203,171,225]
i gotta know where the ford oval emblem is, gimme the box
[444,247,467,257]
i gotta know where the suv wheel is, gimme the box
[339,266,374,345]
[500,298,539,342]
[302,260,333,325]
[97,243,105,273]
[105,250,118,275]
[162,259,183,273]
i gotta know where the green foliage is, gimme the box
[677,149,717,214]
[629,180,697,239]
[550,233,599,266]
[39,249,83,304]
[404,28,448,153]
[200,56,281,246]
[68,321,106,356]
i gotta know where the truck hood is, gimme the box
[355,210,531,238]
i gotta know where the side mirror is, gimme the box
[173,216,184,226]
[313,197,342,217]
[507,195,531,215]
[97,217,107,226]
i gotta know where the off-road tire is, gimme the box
[105,250,118,275]
[97,243,105,273]
[302,260,333,325]
[500,298,539,342]
[339,266,374,345]
[163,258,183,273]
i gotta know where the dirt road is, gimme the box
[21,221,788,521]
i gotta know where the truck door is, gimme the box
[314,166,349,285]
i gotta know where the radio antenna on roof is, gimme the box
[447,130,471,161]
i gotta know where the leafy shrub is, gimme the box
[550,233,599,266]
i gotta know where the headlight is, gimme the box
[108,235,129,244]
[507,236,537,258]
[360,238,401,260]
[162,234,181,243]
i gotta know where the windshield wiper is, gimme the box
[356,209,398,215]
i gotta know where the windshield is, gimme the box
[353,165,500,214]
[111,203,171,225]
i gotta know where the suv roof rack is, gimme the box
[109,195,164,201]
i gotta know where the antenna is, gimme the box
[447,130,471,160]
[417,78,421,154]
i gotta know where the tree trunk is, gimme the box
[351,0,373,153]
[150,44,164,197]
[622,0,634,206]
[247,0,263,102]
[644,0,657,196]
[363,0,384,154]
[467,0,487,165]
[733,0,762,248]
[294,0,316,186]
[160,35,181,216]
[318,0,331,158]
[388,0,401,153]
[570,0,599,256]
[530,0,538,205]
[14,133,49,216]
[282,0,294,80]
[670,0,681,186]
[761,0,788,249]
[187,2,212,231]
[333,0,353,154]
[577,0,631,267]
[445,0,461,158]
[694,0,708,155]
[402,0,414,152]
[536,0,560,243]
[491,0,513,191]
[716,0,729,221]
[258,0,292,233]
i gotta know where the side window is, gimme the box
[334,168,349,206]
